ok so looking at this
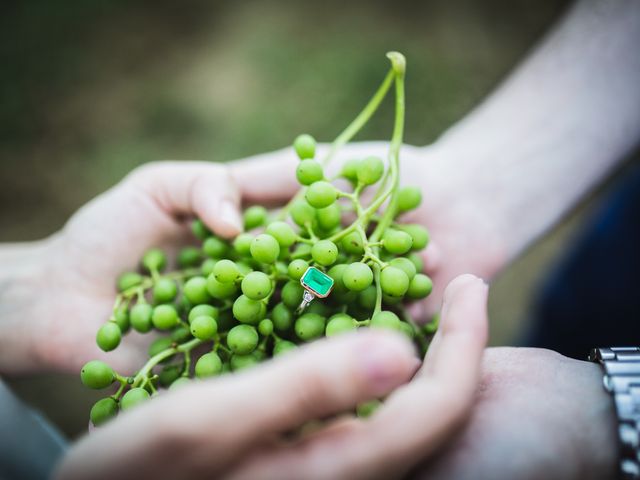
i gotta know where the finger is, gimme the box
[125,161,243,238]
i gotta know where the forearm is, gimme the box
[434,0,640,260]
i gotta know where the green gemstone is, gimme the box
[300,267,334,298]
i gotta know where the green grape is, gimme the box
[358,285,377,310]
[236,261,253,276]
[130,303,153,333]
[389,257,417,280]
[227,325,259,354]
[295,313,326,341]
[178,246,202,268]
[191,219,211,240]
[407,252,424,272]
[258,318,274,336]
[273,340,297,356]
[398,321,415,339]
[356,399,381,418]
[80,360,115,389]
[296,159,324,186]
[117,272,143,292]
[201,258,217,276]
[244,205,268,230]
[293,133,316,159]
[159,364,183,387]
[213,259,240,284]
[271,302,293,331]
[203,237,228,259]
[153,278,177,303]
[424,313,440,335]
[316,203,341,231]
[327,264,349,293]
[266,221,297,247]
[152,304,179,330]
[241,271,272,300]
[305,181,337,209]
[121,388,150,411]
[90,397,118,426]
[188,304,219,323]
[113,308,130,333]
[232,295,264,325]
[195,352,223,378]
[325,313,357,336]
[343,262,374,291]
[341,231,364,255]
[169,377,192,390]
[171,325,192,343]
[306,301,332,317]
[380,266,409,297]
[190,315,218,340]
[397,224,429,250]
[290,201,316,227]
[183,276,211,305]
[230,353,260,371]
[311,240,338,266]
[96,322,121,352]
[206,274,238,299]
[288,259,309,280]
[292,243,312,258]
[407,273,433,299]
[142,248,167,272]
[233,233,254,256]
[148,337,173,358]
[357,156,384,185]
[397,186,422,212]
[382,229,413,255]
[281,281,304,309]
[341,158,361,183]
[370,311,401,330]
[250,234,280,263]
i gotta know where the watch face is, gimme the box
[300,267,334,298]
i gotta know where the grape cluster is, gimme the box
[80,51,439,427]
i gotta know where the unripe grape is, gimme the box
[306,301,331,317]
[121,388,150,411]
[357,156,384,185]
[258,318,274,336]
[191,219,211,240]
[183,276,211,305]
[178,246,202,268]
[250,234,280,263]
[233,233,254,256]
[230,353,260,371]
[271,302,293,331]
[407,252,424,272]
[213,259,240,284]
[171,325,192,343]
[316,203,341,231]
[236,261,253,276]
[341,231,364,255]
[233,295,264,325]
[266,221,297,248]
[325,314,357,336]
[389,257,417,280]
[241,271,272,300]
[382,229,413,255]
[203,237,227,258]
[153,278,177,303]
[290,201,316,227]
[397,224,429,250]
[152,304,179,330]
[227,325,259,354]
[96,322,121,352]
[273,340,297,355]
[295,313,326,341]
[244,205,268,230]
[296,159,324,185]
[188,304,219,323]
[206,274,238,299]
[130,303,153,333]
[311,240,338,266]
[358,285,377,310]
[90,397,118,426]
[293,133,316,159]
[195,352,223,378]
[159,364,183,387]
[148,337,173,358]
[117,272,143,292]
[327,264,349,293]
[80,360,115,389]
[190,315,218,340]
[169,377,192,390]
[201,258,217,276]
[397,186,422,212]
[292,243,312,258]
[288,259,309,280]
[305,181,337,209]
[142,248,167,272]
[398,321,415,339]
[407,273,433,299]
[356,399,381,418]
[113,308,130,333]
[380,266,409,297]
[370,311,401,330]
[341,158,361,183]
[281,281,304,309]
[343,262,374,291]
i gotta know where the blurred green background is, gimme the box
[1,0,605,438]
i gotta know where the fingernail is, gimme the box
[220,199,242,233]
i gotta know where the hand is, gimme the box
[413,347,619,480]
[55,274,488,480]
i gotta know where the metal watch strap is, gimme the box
[589,347,640,479]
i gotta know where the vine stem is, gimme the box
[132,338,203,387]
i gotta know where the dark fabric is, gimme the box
[0,381,67,480]
[525,167,640,359]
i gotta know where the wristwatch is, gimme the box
[590,347,640,479]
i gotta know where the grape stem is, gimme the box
[131,338,203,388]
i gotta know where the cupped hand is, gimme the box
[55,274,488,480]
